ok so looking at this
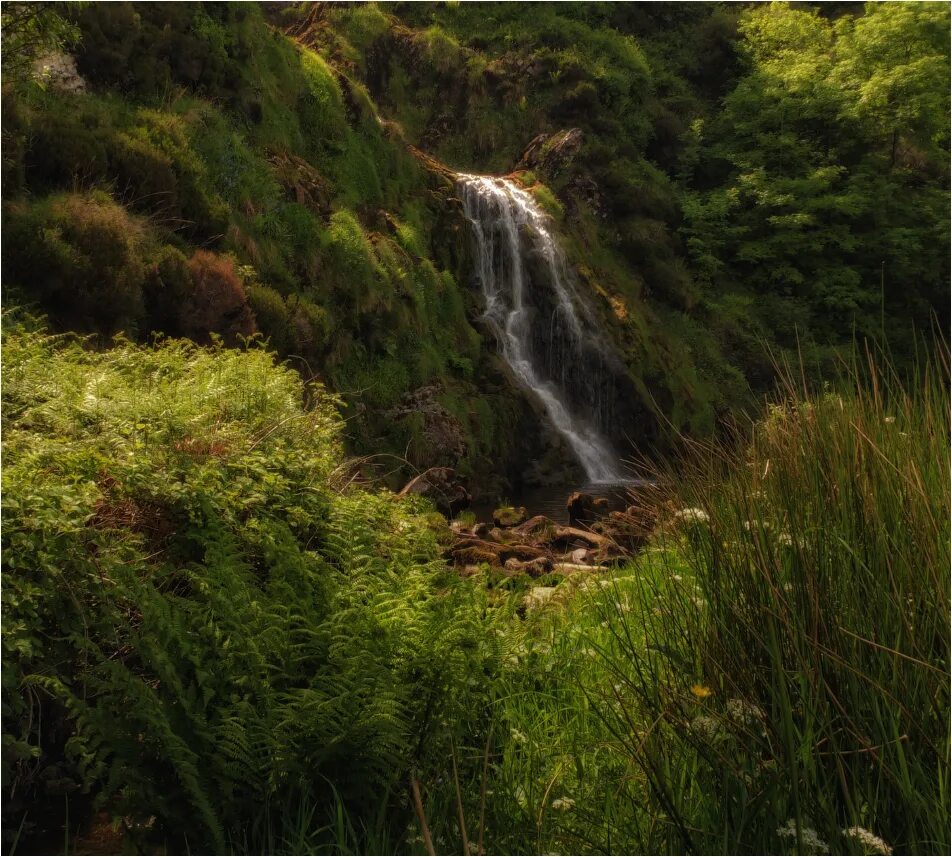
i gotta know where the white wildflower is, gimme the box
[551,796,575,811]
[689,715,724,742]
[777,819,829,854]
[884,416,896,424]
[671,573,683,582]
[842,827,892,855]
[510,728,528,744]
[673,507,709,525]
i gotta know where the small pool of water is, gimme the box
[472,479,653,525]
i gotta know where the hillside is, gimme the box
[1,3,950,855]
[3,2,947,497]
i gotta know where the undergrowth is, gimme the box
[0,319,504,854]
[426,345,949,855]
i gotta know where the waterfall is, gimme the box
[458,174,626,483]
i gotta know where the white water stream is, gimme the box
[458,174,626,483]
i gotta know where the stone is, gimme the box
[523,586,557,612]
[399,467,471,517]
[493,505,527,528]
[567,491,602,526]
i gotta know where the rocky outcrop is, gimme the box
[387,385,468,468]
[398,466,471,516]
[516,128,584,175]
[493,506,527,527]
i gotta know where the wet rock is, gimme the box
[549,525,610,550]
[570,547,590,564]
[493,505,527,528]
[516,128,584,175]
[513,514,557,544]
[488,527,513,543]
[566,492,607,526]
[497,542,549,564]
[399,466,471,517]
[594,509,655,552]
[450,545,499,566]
[504,556,554,577]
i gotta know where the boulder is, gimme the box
[513,514,557,543]
[449,545,499,566]
[570,547,590,564]
[504,556,554,577]
[493,505,527,528]
[399,467,471,517]
[566,492,606,526]
[594,509,655,552]
[523,586,557,612]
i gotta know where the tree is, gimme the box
[1,2,80,85]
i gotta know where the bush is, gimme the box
[2,191,146,333]
[1,325,500,853]
[143,244,193,337]
[246,282,291,352]
[183,250,256,344]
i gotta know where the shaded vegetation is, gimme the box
[1,4,949,854]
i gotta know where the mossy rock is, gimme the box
[492,505,527,527]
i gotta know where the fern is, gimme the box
[2,324,505,852]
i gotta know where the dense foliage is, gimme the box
[0,2,537,496]
[1,320,504,853]
[1,4,948,855]
[2,2,947,490]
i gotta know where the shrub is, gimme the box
[183,250,256,344]
[246,282,291,352]
[2,191,146,333]
[143,244,193,337]
[1,325,501,854]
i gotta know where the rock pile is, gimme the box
[445,492,658,577]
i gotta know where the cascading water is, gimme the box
[458,174,627,483]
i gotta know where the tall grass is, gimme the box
[599,346,951,853]
[440,346,949,856]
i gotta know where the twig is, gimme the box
[451,743,470,855]
[410,774,436,856]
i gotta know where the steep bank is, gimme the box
[2,2,948,499]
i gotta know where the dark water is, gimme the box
[473,480,653,525]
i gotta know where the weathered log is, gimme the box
[446,537,548,565]
[550,526,610,548]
